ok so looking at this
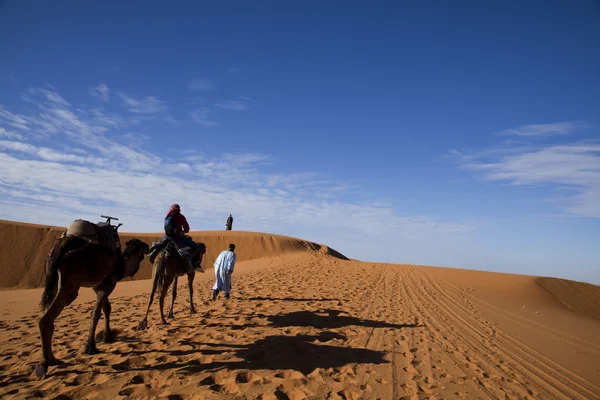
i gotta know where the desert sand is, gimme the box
[0,219,599,399]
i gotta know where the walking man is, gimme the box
[226,214,233,231]
[212,243,237,300]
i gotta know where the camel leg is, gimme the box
[85,281,115,355]
[187,272,196,314]
[102,299,115,343]
[168,276,178,319]
[159,281,169,325]
[137,266,161,331]
[36,285,79,379]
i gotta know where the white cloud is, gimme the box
[0,140,107,166]
[0,148,475,244]
[87,107,125,130]
[187,78,215,91]
[498,121,587,137]
[0,85,476,262]
[89,84,110,102]
[190,107,217,126]
[20,88,71,108]
[0,127,24,140]
[119,132,150,146]
[117,93,167,114]
[0,106,30,131]
[0,87,160,171]
[454,141,600,218]
[216,100,249,111]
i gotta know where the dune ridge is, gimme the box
[536,277,600,321]
[0,219,347,290]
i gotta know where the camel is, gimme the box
[136,238,206,330]
[35,219,149,379]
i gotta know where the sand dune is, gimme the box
[0,219,345,289]
[0,219,599,399]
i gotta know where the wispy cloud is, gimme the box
[498,121,588,137]
[187,78,215,91]
[0,85,473,258]
[0,127,24,140]
[215,100,249,111]
[89,84,110,102]
[117,93,168,114]
[86,107,125,130]
[215,96,259,112]
[453,134,600,218]
[21,87,71,108]
[190,107,217,126]
[0,140,107,166]
[0,87,160,170]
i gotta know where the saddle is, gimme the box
[64,219,120,254]
[148,236,198,264]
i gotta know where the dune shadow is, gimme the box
[307,242,350,260]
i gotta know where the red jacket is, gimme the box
[166,211,190,236]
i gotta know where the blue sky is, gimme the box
[1,1,599,284]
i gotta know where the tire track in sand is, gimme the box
[400,265,501,399]
[415,267,600,400]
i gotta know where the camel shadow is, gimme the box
[210,309,422,330]
[203,331,389,375]
[117,310,422,375]
[245,297,340,302]
[264,309,420,330]
[119,331,390,376]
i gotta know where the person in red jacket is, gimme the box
[165,203,190,237]
[162,204,203,273]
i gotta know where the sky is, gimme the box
[0,1,599,284]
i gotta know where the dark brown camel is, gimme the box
[35,235,149,379]
[136,239,206,330]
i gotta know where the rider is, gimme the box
[164,204,204,274]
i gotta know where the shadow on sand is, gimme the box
[264,309,420,330]
[208,308,422,330]
[189,331,387,375]
[114,331,391,376]
[245,297,340,302]
[26,310,423,379]
[114,309,421,375]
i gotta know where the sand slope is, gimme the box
[0,219,345,289]
[0,220,599,399]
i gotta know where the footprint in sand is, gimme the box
[92,374,111,385]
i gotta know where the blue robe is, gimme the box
[212,249,236,294]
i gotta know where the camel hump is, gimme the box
[65,219,118,253]
[66,219,97,238]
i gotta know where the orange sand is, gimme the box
[0,219,598,399]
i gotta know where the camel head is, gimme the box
[196,242,207,267]
[122,239,150,278]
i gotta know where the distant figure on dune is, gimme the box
[212,243,237,300]
[226,214,233,231]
